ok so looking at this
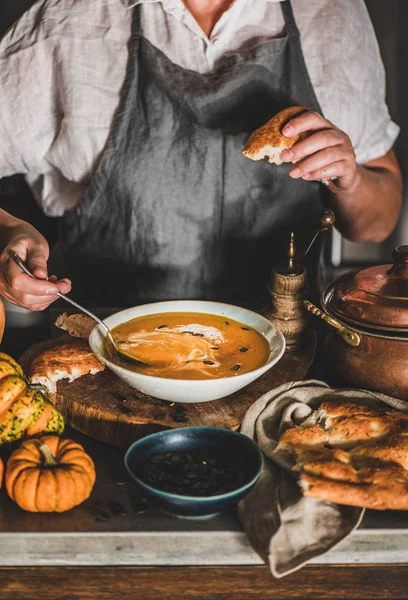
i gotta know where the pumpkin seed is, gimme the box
[135,451,244,497]
[154,412,166,420]
[239,347,249,353]
[232,364,241,371]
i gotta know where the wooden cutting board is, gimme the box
[20,333,316,448]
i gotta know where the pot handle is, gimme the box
[304,300,361,347]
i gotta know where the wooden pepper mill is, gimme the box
[264,232,308,351]
[264,210,336,352]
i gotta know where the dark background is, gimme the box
[0,0,407,266]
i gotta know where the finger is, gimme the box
[26,247,49,280]
[1,290,60,312]
[54,279,72,295]
[288,146,348,179]
[5,260,60,297]
[283,111,335,137]
[281,130,345,163]
[299,160,348,183]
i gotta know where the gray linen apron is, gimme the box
[59,0,327,308]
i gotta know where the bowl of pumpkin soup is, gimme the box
[89,301,285,403]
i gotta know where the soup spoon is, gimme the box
[12,253,148,367]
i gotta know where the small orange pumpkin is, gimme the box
[5,435,96,512]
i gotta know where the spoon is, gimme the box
[12,253,148,367]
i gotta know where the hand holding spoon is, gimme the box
[13,253,148,367]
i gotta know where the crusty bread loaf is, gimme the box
[242,106,309,165]
[279,399,408,510]
[30,341,105,393]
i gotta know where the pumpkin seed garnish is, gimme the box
[170,413,189,423]
[203,360,215,365]
[94,512,111,523]
[225,321,229,325]
[239,347,249,353]
[241,327,250,331]
[232,364,241,371]
[154,412,166,420]
[210,347,219,350]
[157,324,167,329]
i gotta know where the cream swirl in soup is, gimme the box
[108,312,270,380]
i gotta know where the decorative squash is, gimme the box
[0,389,44,444]
[0,354,64,443]
[25,402,64,437]
[6,435,96,512]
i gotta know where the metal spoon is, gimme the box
[12,253,148,367]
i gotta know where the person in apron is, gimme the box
[58,0,326,309]
[0,0,401,311]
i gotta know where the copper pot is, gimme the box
[305,246,408,400]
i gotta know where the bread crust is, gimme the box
[30,341,105,393]
[242,106,309,164]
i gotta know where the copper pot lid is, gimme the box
[324,245,408,332]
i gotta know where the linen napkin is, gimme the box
[238,379,408,578]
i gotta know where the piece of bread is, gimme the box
[278,399,408,510]
[54,313,96,339]
[301,465,408,511]
[29,341,105,393]
[242,106,309,165]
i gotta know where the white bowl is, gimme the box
[89,301,285,403]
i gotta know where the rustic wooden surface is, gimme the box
[20,333,316,448]
[0,565,407,600]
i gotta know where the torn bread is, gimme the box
[242,106,309,165]
[279,399,408,510]
[30,341,105,393]
[54,313,96,339]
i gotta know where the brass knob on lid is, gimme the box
[389,245,408,280]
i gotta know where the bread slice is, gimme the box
[242,106,309,165]
[30,341,105,393]
[54,313,95,339]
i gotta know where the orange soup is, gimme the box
[108,312,270,380]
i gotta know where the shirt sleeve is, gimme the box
[0,4,62,178]
[307,0,400,165]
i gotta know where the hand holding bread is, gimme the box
[243,106,359,192]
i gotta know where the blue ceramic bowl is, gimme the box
[125,427,263,518]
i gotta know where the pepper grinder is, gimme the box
[263,232,308,351]
[264,210,336,352]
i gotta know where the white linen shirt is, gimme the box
[0,0,399,216]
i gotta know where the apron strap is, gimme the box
[132,3,142,36]
[280,0,300,36]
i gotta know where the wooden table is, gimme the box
[0,321,407,599]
